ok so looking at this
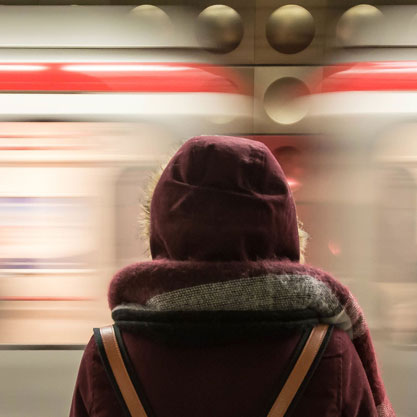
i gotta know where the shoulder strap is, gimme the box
[267,324,331,417]
[98,325,148,417]
[97,323,330,417]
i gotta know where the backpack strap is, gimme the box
[95,325,149,417]
[95,323,331,417]
[267,324,331,417]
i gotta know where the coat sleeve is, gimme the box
[69,336,97,417]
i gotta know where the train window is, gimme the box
[0,197,94,272]
[374,167,417,346]
[375,167,416,281]
[115,167,156,268]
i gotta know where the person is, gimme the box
[70,135,395,417]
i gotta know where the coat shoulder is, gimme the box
[70,334,122,417]
[293,327,378,417]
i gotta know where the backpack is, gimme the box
[94,323,332,417]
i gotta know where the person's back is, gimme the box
[70,135,394,417]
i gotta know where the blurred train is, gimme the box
[303,61,417,347]
[2,3,417,417]
[0,61,252,345]
[3,59,417,350]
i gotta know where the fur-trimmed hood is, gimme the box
[148,135,300,262]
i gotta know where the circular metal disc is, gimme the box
[264,77,310,124]
[336,4,384,46]
[130,5,173,38]
[266,5,315,54]
[196,5,244,54]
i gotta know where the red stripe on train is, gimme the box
[0,63,246,94]
[313,61,417,93]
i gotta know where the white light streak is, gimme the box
[0,93,252,119]
[61,64,192,72]
[0,65,47,71]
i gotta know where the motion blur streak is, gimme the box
[313,62,417,93]
[1,2,417,417]
[61,64,193,72]
[0,62,246,94]
[0,64,47,71]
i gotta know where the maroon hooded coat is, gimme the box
[70,136,393,417]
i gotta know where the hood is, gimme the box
[150,135,300,262]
